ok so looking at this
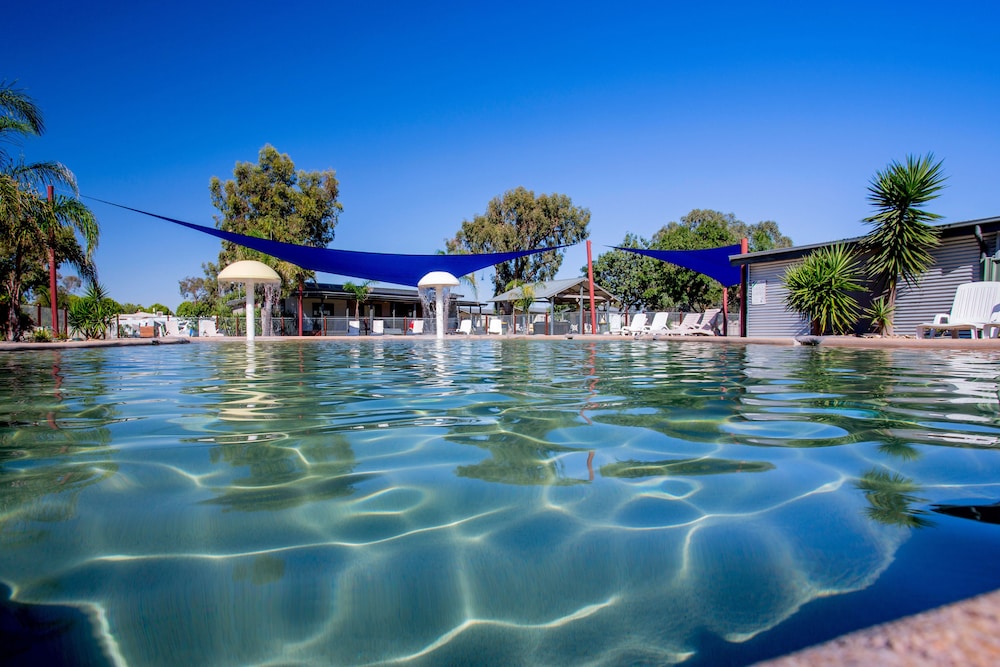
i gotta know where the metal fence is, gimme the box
[104,310,741,338]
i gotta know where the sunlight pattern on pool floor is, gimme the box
[1,340,1000,665]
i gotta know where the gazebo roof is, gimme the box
[489,277,613,304]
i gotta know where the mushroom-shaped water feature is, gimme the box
[418,271,460,339]
[218,260,281,341]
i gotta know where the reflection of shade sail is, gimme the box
[97,199,567,287]
[615,244,742,286]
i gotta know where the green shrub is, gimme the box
[68,281,118,340]
[782,244,864,335]
[31,328,53,343]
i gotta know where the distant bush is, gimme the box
[31,328,53,343]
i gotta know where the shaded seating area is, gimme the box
[489,277,615,335]
[915,282,1000,339]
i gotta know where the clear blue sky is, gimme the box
[8,1,999,310]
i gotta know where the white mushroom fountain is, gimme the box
[218,260,281,342]
[418,271,460,339]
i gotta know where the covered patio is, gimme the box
[489,277,615,334]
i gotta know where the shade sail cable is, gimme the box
[87,197,570,287]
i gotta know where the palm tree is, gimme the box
[1,193,96,340]
[343,280,372,333]
[0,80,45,158]
[41,194,99,327]
[861,154,947,336]
[1,82,90,340]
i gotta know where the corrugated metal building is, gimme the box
[732,216,1000,337]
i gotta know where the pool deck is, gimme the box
[755,587,1000,667]
[2,332,999,665]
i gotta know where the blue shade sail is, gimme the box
[94,199,568,287]
[615,244,743,286]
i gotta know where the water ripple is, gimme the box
[1,341,999,665]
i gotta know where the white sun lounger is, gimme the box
[640,312,671,335]
[915,281,1000,339]
[664,309,721,336]
[621,313,648,335]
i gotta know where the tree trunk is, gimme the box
[49,240,59,338]
[885,283,897,337]
[261,286,273,337]
[5,251,24,340]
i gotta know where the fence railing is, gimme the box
[106,311,742,338]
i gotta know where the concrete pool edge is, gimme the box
[4,333,1000,351]
[755,586,1000,667]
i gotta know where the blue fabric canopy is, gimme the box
[94,199,568,287]
[615,244,743,286]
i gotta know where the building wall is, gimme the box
[743,230,996,337]
[746,260,810,337]
[893,235,982,336]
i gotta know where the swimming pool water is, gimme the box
[1,340,999,666]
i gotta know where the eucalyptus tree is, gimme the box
[205,145,341,319]
[589,233,657,313]
[445,186,590,299]
[645,210,740,311]
[861,153,947,335]
[640,210,794,312]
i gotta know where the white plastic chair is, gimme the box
[488,318,504,335]
[621,313,648,335]
[458,319,472,335]
[198,319,222,337]
[915,282,1000,339]
[665,309,721,336]
[642,312,670,335]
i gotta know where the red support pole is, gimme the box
[586,240,597,334]
[297,280,303,336]
[47,186,58,335]
[739,237,749,338]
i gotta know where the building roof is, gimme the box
[299,282,478,306]
[489,277,614,303]
[730,215,1000,266]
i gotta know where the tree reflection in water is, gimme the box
[0,350,116,549]
[856,468,933,529]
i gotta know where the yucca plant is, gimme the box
[861,153,946,335]
[68,280,117,339]
[783,244,864,335]
[865,295,894,337]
